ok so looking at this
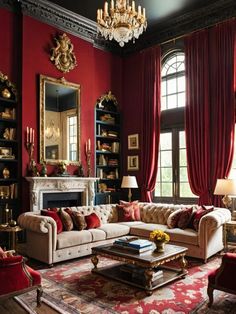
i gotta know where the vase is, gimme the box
[154,241,165,253]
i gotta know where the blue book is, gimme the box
[128,239,153,249]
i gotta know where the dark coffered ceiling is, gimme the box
[16,0,236,54]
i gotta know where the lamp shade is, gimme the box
[121,176,138,188]
[214,179,236,196]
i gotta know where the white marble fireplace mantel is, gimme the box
[26,177,98,212]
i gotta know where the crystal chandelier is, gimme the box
[45,120,60,141]
[97,0,147,47]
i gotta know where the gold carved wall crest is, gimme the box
[50,33,77,73]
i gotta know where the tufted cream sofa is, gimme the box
[17,203,231,265]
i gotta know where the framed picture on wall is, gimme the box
[128,155,139,171]
[128,134,139,150]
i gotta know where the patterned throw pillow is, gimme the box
[71,211,87,231]
[85,213,101,229]
[59,209,74,231]
[41,210,63,234]
[192,206,214,231]
[166,208,183,228]
[177,207,193,229]
[117,200,141,222]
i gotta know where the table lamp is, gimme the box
[214,178,236,209]
[121,175,138,202]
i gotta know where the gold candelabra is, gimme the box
[26,127,38,176]
[85,139,91,177]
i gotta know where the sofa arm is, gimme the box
[17,212,57,234]
[199,207,231,231]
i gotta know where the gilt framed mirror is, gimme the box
[39,75,81,165]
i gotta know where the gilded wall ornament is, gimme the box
[50,33,77,73]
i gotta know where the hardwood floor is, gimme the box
[0,298,59,314]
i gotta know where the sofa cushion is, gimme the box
[57,230,92,249]
[130,223,167,238]
[165,228,198,246]
[85,213,101,229]
[88,229,106,241]
[98,223,130,239]
[177,207,193,229]
[139,203,181,224]
[167,208,183,228]
[193,206,214,231]
[117,200,141,222]
[59,209,74,231]
[41,210,63,234]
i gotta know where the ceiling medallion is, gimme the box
[50,33,77,73]
[97,0,147,47]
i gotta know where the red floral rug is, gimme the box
[17,255,236,314]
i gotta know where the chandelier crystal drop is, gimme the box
[97,0,147,47]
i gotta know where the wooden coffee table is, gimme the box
[91,243,188,295]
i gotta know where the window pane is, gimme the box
[161,167,172,182]
[161,183,172,197]
[177,76,185,92]
[178,93,185,107]
[160,133,172,150]
[179,149,187,166]
[180,183,196,198]
[179,131,185,149]
[161,81,166,96]
[161,151,172,167]
[167,78,176,94]
[180,167,188,181]
[155,183,161,197]
[167,94,177,109]
[161,96,167,110]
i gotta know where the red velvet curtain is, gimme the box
[185,19,236,206]
[140,47,161,202]
[210,20,236,206]
[185,30,211,204]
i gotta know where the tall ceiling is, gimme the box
[18,0,235,54]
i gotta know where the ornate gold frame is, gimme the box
[39,74,81,165]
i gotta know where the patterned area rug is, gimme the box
[17,255,236,314]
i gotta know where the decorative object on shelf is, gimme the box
[214,178,236,210]
[1,88,11,99]
[127,155,139,171]
[4,203,9,225]
[150,230,170,253]
[26,126,37,176]
[50,33,77,73]
[0,71,17,100]
[56,161,68,176]
[97,0,147,47]
[77,162,84,177]
[2,128,15,140]
[2,167,10,179]
[0,147,14,159]
[40,160,47,177]
[128,133,139,150]
[121,175,138,202]
[0,108,15,119]
[85,139,91,177]
[96,91,118,110]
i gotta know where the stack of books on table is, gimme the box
[120,264,164,283]
[113,237,153,253]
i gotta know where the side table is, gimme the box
[223,221,236,252]
[0,225,23,251]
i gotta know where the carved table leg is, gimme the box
[179,255,188,277]
[37,286,43,307]
[144,268,153,295]
[91,254,99,270]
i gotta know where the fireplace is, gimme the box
[26,177,98,212]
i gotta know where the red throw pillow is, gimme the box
[167,208,183,228]
[117,200,141,222]
[85,213,101,229]
[177,207,193,229]
[41,210,63,234]
[192,206,214,231]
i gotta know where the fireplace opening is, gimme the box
[43,192,82,209]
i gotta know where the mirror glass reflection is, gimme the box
[39,75,81,165]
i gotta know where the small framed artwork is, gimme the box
[128,134,139,150]
[128,155,139,171]
[46,145,59,160]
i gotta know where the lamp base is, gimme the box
[128,188,132,203]
[222,195,232,208]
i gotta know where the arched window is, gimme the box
[161,52,185,110]
[155,50,197,203]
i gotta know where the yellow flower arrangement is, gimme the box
[150,230,170,243]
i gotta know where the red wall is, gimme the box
[0,8,123,210]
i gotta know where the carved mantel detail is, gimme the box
[26,177,98,211]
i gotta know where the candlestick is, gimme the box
[25,127,38,176]
[85,139,92,177]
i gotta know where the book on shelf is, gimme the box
[120,264,163,282]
